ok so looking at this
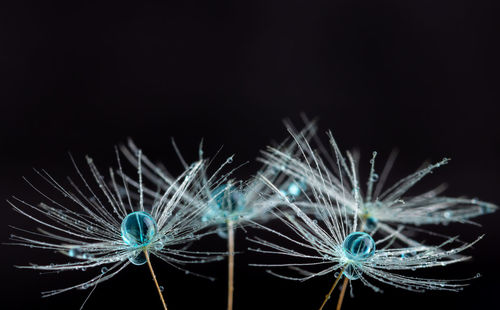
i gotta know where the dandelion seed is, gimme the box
[250,143,484,310]
[260,128,497,248]
[119,120,317,310]
[8,148,222,309]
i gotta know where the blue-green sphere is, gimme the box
[287,181,306,197]
[342,232,376,261]
[344,264,360,280]
[128,250,147,265]
[202,184,245,223]
[365,216,378,231]
[121,211,157,247]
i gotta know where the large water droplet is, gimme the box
[121,211,157,247]
[342,232,376,261]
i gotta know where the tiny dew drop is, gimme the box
[68,247,83,258]
[128,250,147,265]
[101,267,108,274]
[344,264,360,280]
[160,286,164,292]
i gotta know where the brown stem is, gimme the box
[336,277,349,310]
[227,220,235,310]
[318,266,345,310]
[144,249,168,310]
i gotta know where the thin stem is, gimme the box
[318,266,345,310]
[144,249,168,310]
[336,277,349,310]
[227,220,235,310]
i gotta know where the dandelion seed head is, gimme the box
[248,127,488,294]
[9,146,222,296]
[260,126,498,248]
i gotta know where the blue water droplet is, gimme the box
[160,285,164,292]
[344,264,360,280]
[342,232,376,261]
[128,250,147,265]
[202,184,245,223]
[364,217,378,231]
[101,267,108,274]
[443,211,452,219]
[153,240,165,251]
[121,211,157,247]
[68,247,82,258]
[286,181,307,197]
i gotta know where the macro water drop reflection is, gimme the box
[342,232,376,280]
[121,211,158,247]
[342,232,376,261]
[128,250,147,265]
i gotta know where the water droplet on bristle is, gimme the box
[121,211,158,247]
[342,232,376,261]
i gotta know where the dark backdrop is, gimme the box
[1,1,499,310]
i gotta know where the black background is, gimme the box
[1,1,499,309]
